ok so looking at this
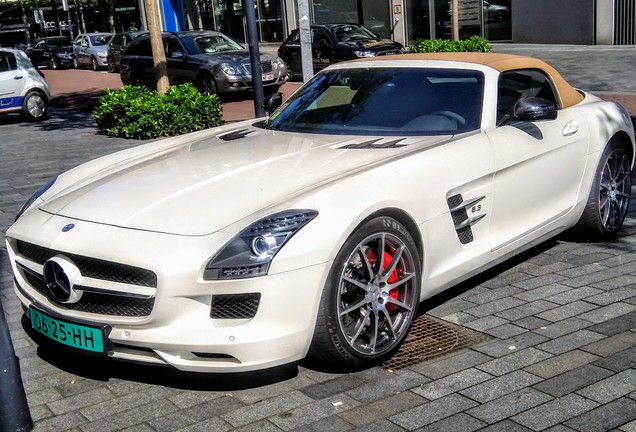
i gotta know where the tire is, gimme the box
[91,57,99,71]
[72,56,79,69]
[20,90,48,121]
[107,57,116,73]
[309,216,421,368]
[49,57,59,70]
[571,141,632,240]
[128,71,144,86]
[197,72,218,95]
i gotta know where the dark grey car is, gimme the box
[106,31,147,73]
[119,30,289,94]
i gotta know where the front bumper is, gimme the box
[215,69,289,93]
[7,211,329,373]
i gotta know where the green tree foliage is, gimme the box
[93,83,223,139]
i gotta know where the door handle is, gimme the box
[13,75,24,80]
[562,120,579,137]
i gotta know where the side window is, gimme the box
[0,51,17,72]
[35,41,45,49]
[497,69,559,125]
[164,38,182,56]
[126,39,151,56]
[312,29,330,45]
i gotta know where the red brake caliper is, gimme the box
[367,249,400,312]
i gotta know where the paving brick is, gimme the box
[231,420,284,432]
[301,375,365,400]
[511,394,599,431]
[290,414,354,432]
[519,261,575,277]
[531,364,614,398]
[389,393,477,430]
[585,310,636,336]
[534,318,592,339]
[590,275,636,291]
[463,286,525,304]
[523,350,601,379]
[47,387,116,416]
[593,346,636,372]
[483,324,529,339]
[267,393,360,431]
[460,370,543,403]
[477,419,535,431]
[168,416,233,432]
[30,411,89,432]
[535,330,606,355]
[556,263,610,279]
[410,349,493,380]
[564,397,636,432]
[345,369,431,404]
[426,298,479,319]
[578,302,636,323]
[513,316,553,330]
[545,287,604,305]
[118,424,157,432]
[464,316,510,332]
[80,386,177,421]
[466,388,553,425]
[350,419,405,432]
[80,398,180,432]
[575,369,636,404]
[581,330,636,357]
[619,419,636,432]
[585,286,636,305]
[464,297,527,318]
[513,284,573,302]
[473,332,550,358]
[536,301,599,323]
[221,391,314,428]
[416,412,486,431]
[494,300,559,321]
[337,390,426,428]
[476,347,553,377]
[413,368,494,400]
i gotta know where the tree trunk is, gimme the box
[451,0,459,41]
[143,0,169,95]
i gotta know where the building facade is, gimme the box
[1,0,634,47]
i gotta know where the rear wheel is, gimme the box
[20,90,48,121]
[571,141,632,240]
[72,56,79,69]
[309,216,421,368]
[197,72,218,95]
[107,57,116,73]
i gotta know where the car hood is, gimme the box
[52,46,74,53]
[339,39,403,51]
[193,50,277,63]
[40,124,449,236]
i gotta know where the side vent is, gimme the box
[447,194,486,244]
[339,138,406,149]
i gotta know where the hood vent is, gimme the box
[218,129,255,141]
[339,138,406,149]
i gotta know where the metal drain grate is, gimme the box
[383,315,492,370]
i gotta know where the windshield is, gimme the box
[46,37,71,47]
[193,34,243,53]
[265,67,484,136]
[332,24,377,42]
[89,34,112,46]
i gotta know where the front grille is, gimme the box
[20,265,155,317]
[377,49,402,56]
[16,241,157,287]
[210,293,261,319]
[243,61,273,74]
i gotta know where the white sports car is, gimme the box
[6,53,635,372]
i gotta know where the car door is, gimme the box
[164,37,191,85]
[74,35,87,65]
[28,41,46,66]
[0,51,26,114]
[487,69,588,251]
[311,28,333,72]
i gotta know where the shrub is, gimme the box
[93,83,223,139]
[410,36,491,53]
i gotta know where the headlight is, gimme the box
[15,177,57,221]
[55,52,70,59]
[204,210,318,280]
[354,50,377,58]
[220,62,240,75]
[98,51,107,58]
[272,57,285,69]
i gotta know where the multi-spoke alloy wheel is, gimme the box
[598,147,631,232]
[572,141,632,240]
[310,216,421,367]
[21,91,47,121]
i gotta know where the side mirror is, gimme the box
[170,51,185,59]
[81,42,88,47]
[264,92,282,115]
[513,97,557,121]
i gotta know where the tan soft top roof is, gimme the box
[358,52,584,108]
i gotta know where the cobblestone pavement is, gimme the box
[2,45,636,432]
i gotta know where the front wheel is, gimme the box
[91,57,99,71]
[571,141,632,240]
[197,72,218,95]
[20,90,48,121]
[309,216,421,368]
[49,57,59,70]
[107,57,116,73]
[72,56,79,69]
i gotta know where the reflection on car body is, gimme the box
[0,48,50,121]
[6,53,635,373]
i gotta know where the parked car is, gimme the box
[72,32,113,70]
[106,30,147,73]
[25,36,74,70]
[0,48,49,121]
[7,53,634,373]
[278,23,407,79]
[119,30,288,94]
